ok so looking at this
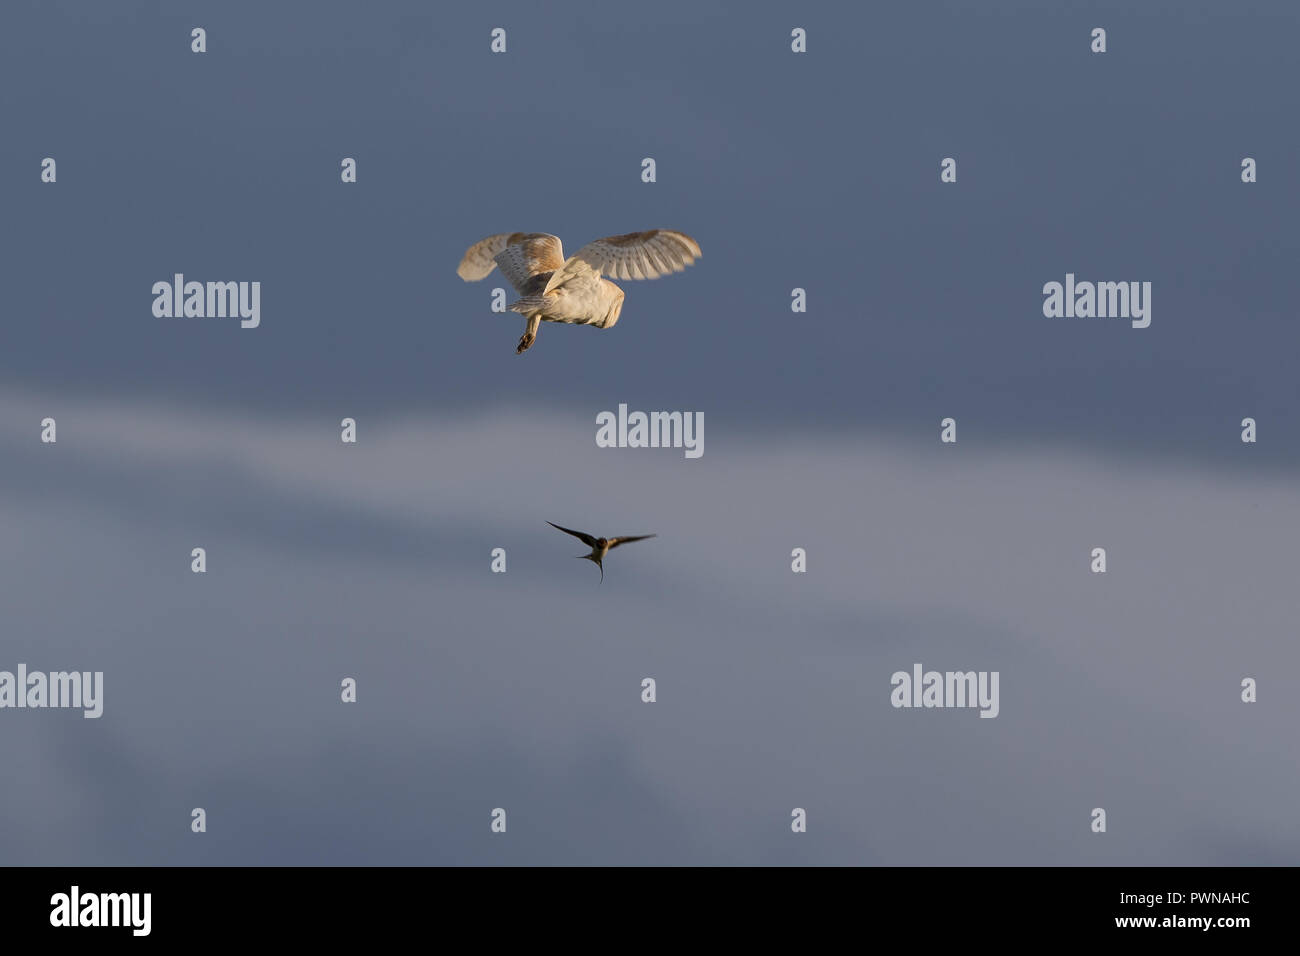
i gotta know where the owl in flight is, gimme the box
[457,230,701,353]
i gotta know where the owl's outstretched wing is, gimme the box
[543,230,700,294]
[458,233,520,281]
[457,233,565,289]
[493,234,565,292]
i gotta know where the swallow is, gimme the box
[546,521,657,582]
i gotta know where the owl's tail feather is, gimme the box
[508,295,549,315]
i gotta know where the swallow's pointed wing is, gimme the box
[547,522,599,547]
[607,534,657,550]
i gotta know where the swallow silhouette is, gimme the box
[546,522,657,582]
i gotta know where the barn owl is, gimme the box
[457,230,701,353]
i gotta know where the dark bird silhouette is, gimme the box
[546,521,657,582]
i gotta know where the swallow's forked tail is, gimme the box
[575,554,604,582]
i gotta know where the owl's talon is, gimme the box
[516,332,536,354]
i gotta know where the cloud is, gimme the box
[1,389,1296,864]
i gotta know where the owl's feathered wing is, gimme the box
[542,230,701,295]
[456,233,565,292]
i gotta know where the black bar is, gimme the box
[0,866,1276,942]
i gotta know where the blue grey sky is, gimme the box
[1,0,1296,865]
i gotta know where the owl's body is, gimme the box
[457,230,700,353]
[509,266,625,330]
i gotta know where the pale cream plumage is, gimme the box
[457,230,701,353]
